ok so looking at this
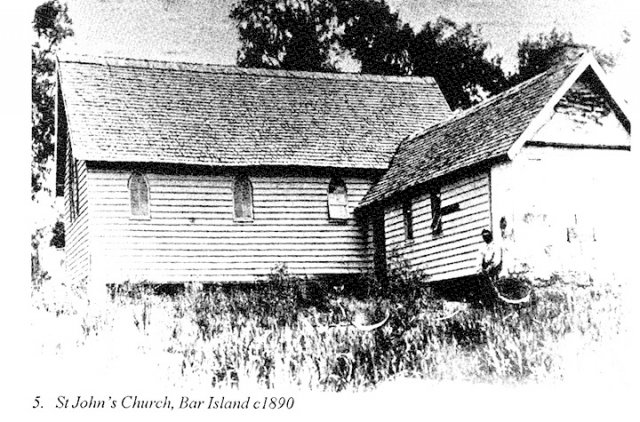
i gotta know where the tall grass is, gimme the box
[30,265,625,391]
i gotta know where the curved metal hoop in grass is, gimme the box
[492,283,532,305]
[352,309,391,331]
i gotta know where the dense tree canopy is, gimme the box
[231,0,507,109]
[409,18,507,110]
[230,1,618,110]
[229,0,339,71]
[32,0,73,197]
[335,0,413,75]
[510,29,614,86]
[512,29,578,84]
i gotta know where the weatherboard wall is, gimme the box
[64,154,91,285]
[86,166,374,284]
[383,172,491,282]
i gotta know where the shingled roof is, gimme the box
[57,55,451,170]
[358,54,614,208]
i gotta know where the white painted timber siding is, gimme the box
[384,172,491,282]
[529,76,630,148]
[491,145,633,283]
[87,168,374,284]
[64,156,91,284]
[530,106,629,147]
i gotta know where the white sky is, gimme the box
[61,0,633,72]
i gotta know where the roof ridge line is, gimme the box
[57,53,438,85]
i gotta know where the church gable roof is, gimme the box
[57,55,452,170]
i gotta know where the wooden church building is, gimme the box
[55,53,631,287]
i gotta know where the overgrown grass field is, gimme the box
[30,265,627,392]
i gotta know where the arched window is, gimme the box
[233,174,253,221]
[129,172,149,217]
[328,177,348,220]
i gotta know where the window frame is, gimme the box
[402,198,414,241]
[128,172,151,220]
[327,177,349,222]
[233,173,254,222]
[430,189,443,236]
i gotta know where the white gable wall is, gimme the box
[491,76,632,283]
[529,76,630,148]
[530,106,629,147]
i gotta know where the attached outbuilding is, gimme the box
[358,53,632,283]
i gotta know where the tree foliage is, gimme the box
[510,29,614,86]
[512,29,576,84]
[229,0,339,71]
[50,219,66,248]
[32,1,73,197]
[335,0,413,75]
[230,0,507,110]
[409,18,507,110]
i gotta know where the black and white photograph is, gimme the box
[7,0,638,420]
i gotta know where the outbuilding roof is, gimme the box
[358,53,627,208]
[57,55,451,170]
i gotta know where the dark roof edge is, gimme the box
[85,160,388,176]
[356,154,509,211]
[57,53,439,85]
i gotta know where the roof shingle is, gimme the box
[358,58,582,208]
[58,55,451,170]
